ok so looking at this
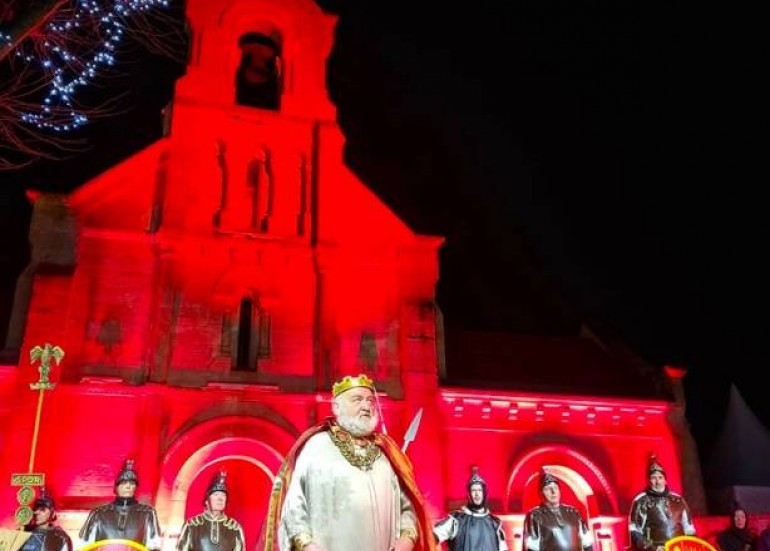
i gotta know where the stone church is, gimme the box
[0,1,708,550]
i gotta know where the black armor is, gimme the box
[434,467,508,551]
[628,454,695,551]
[176,513,244,551]
[79,459,161,551]
[523,468,593,551]
[628,490,694,551]
[79,499,161,549]
[524,504,592,551]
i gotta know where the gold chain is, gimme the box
[329,426,381,470]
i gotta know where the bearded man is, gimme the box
[628,455,696,551]
[434,466,508,551]
[260,374,437,551]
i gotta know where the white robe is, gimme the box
[278,431,417,551]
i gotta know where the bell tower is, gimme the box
[175,0,337,122]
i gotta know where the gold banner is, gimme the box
[10,474,45,487]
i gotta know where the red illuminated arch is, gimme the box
[506,444,618,517]
[155,408,299,549]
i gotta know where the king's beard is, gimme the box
[337,413,379,437]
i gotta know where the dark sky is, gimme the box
[0,0,763,478]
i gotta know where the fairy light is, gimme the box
[4,0,170,132]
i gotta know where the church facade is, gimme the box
[0,1,706,550]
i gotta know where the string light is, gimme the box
[3,0,169,132]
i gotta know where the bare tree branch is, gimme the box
[0,0,186,171]
[0,0,69,64]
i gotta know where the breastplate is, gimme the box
[539,508,583,551]
[187,521,239,551]
[95,506,149,543]
[644,496,687,544]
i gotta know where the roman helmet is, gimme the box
[539,467,559,491]
[466,466,488,510]
[115,458,139,487]
[647,454,666,478]
[203,471,228,505]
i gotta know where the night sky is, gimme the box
[0,0,763,480]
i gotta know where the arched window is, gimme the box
[235,32,281,110]
[229,297,271,371]
[235,297,253,370]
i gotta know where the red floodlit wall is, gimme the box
[0,364,689,551]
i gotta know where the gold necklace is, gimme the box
[329,426,381,470]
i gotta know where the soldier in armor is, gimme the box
[176,471,245,551]
[433,466,508,551]
[21,488,73,551]
[79,459,162,551]
[628,454,696,551]
[523,468,594,551]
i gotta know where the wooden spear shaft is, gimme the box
[28,388,46,472]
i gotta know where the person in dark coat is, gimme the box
[717,506,756,551]
[21,489,72,551]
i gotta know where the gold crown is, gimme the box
[332,374,375,397]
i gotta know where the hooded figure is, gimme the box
[628,454,696,551]
[434,466,508,551]
[717,506,756,551]
[177,471,245,551]
[79,458,162,551]
[522,468,594,551]
[21,488,73,551]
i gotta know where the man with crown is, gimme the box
[433,466,508,551]
[523,469,594,551]
[177,471,245,551]
[20,489,73,551]
[260,373,437,551]
[79,458,162,551]
[628,454,696,551]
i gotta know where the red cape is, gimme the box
[259,417,438,551]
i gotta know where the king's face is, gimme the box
[336,387,376,420]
